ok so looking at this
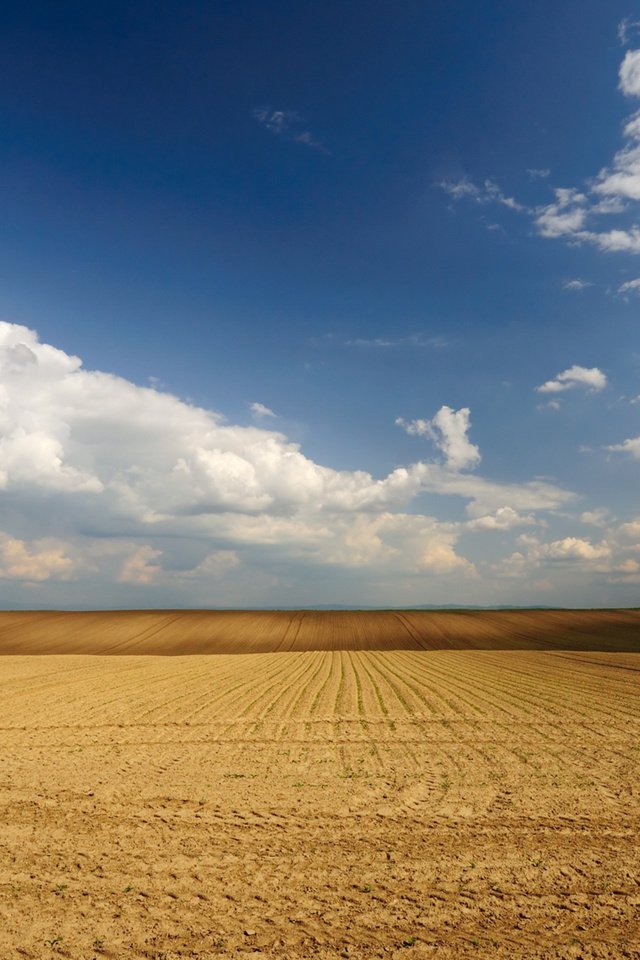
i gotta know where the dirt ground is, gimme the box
[1,647,639,959]
[1,608,640,654]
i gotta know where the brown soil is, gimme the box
[0,607,639,654]
[1,645,639,958]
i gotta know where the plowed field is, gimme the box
[0,607,639,654]
[1,639,639,958]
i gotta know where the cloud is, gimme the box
[606,435,640,458]
[562,278,593,291]
[526,168,551,180]
[580,508,611,527]
[253,107,325,152]
[250,401,277,420]
[617,277,640,295]
[445,47,640,258]
[118,546,162,585]
[535,365,607,394]
[440,178,524,212]
[466,507,537,531]
[343,333,447,349]
[535,188,589,238]
[0,533,76,582]
[619,49,640,96]
[396,406,481,471]
[0,321,585,603]
[619,18,640,46]
[537,537,612,562]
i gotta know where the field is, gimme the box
[1,612,639,959]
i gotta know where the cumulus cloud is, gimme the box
[0,322,586,603]
[562,278,593,291]
[396,406,481,472]
[0,534,75,582]
[619,49,640,96]
[535,365,607,394]
[606,435,640,458]
[580,508,611,527]
[118,546,162,585]
[466,507,537,531]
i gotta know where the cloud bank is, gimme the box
[0,321,637,605]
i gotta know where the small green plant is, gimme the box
[123,884,134,893]
[53,883,67,894]
[93,937,105,950]
[44,936,63,947]
[402,936,417,947]
[360,884,373,893]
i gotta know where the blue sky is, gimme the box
[1,1,640,607]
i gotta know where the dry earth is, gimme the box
[1,613,639,959]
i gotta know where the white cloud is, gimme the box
[181,550,240,579]
[440,178,524,212]
[118,546,162,585]
[0,321,587,603]
[562,278,593,291]
[619,18,640,46]
[619,49,640,96]
[343,333,447,349]
[396,406,481,471]
[618,277,640,295]
[445,47,640,259]
[466,506,537,531]
[580,508,611,527]
[606,435,640,458]
[537,537,612,562]
[535,188,589,238]
[250,401,277,419]
[536,365,607,394]
[0,534,75,582]
[526,168,551,180]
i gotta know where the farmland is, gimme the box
[1,613,639,958]
[0,607,639,654]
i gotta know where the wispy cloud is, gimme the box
[253,106,326,152]
[442,46,640,257]
[249,401,277,420]
[536,365,607,394]
[526,168,551,180]
[618,18,640,46]
[617,277,640,296]
[344,333,448,349]
[562,278,593,291]
[440,177,524,212]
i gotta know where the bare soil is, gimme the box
[1,638,639,958]
[0,607,639,654]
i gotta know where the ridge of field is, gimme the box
[1,607,640,654]
[1,649,639,958]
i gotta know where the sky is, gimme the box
[1,0,640,608]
